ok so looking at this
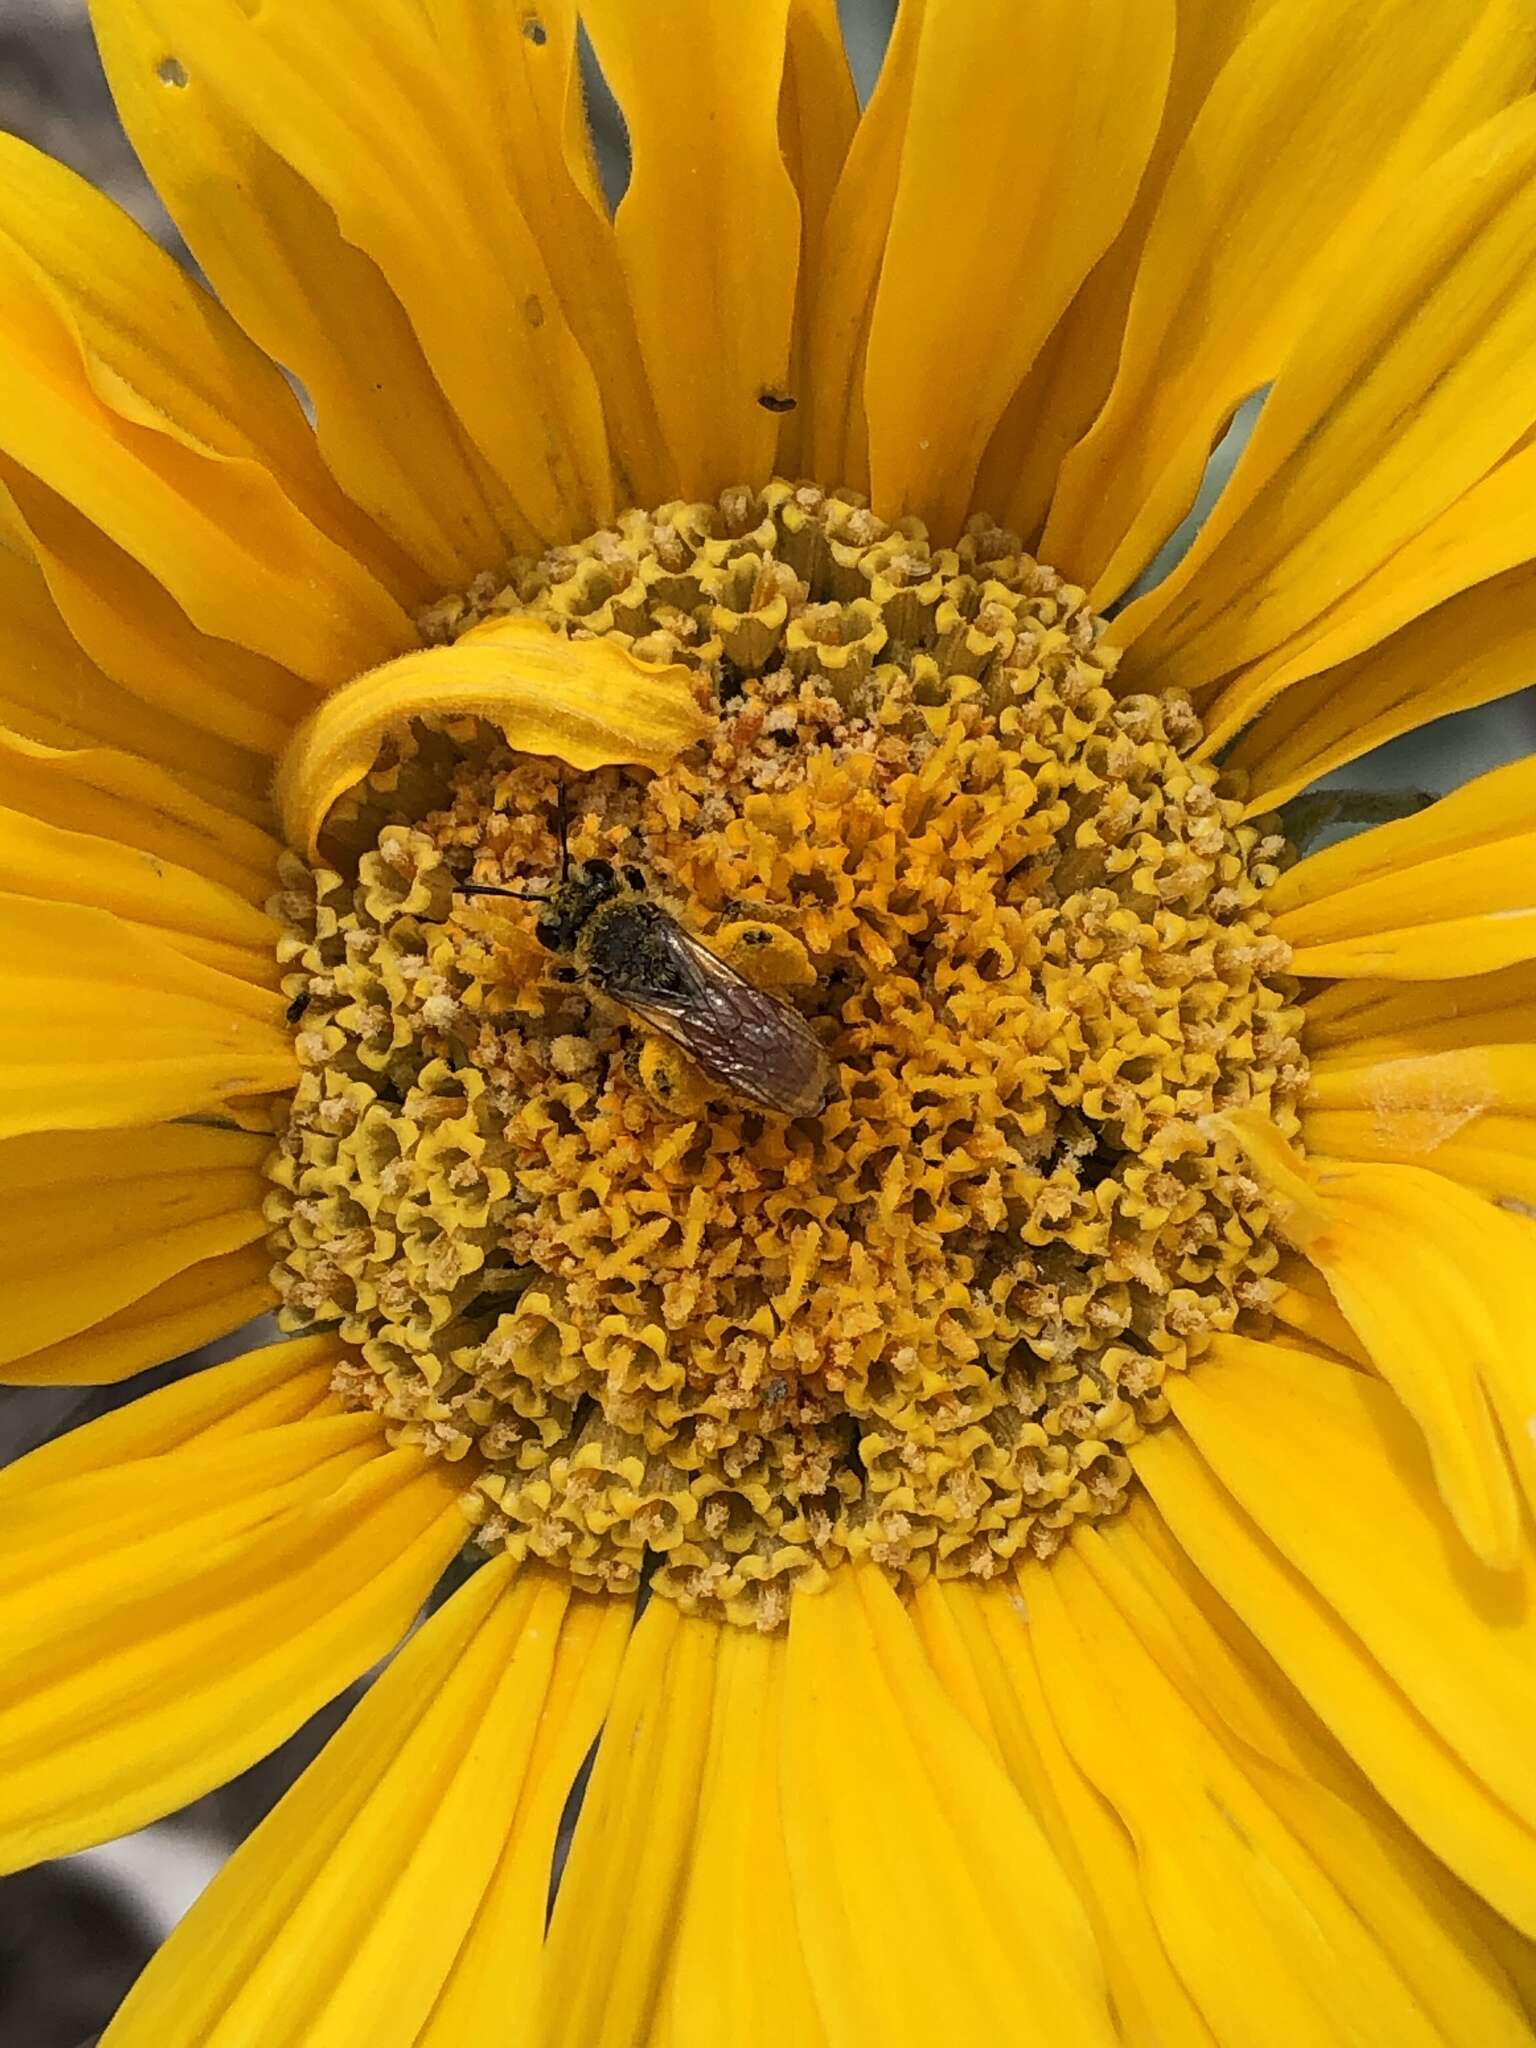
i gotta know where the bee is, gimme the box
[463,856,833,1120]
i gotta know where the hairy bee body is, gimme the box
[576,897,698,1001]
[536,862,833,1120]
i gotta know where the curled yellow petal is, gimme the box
[275,615,714,859]
[1223,1107,1331,1244]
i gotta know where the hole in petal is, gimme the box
[547,1735,599,1920]
[577,20,631,214]
[155,54,189,87]
[1108,389,1268,618]
[837,0,897,107]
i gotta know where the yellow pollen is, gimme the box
[265,482,1307,1629]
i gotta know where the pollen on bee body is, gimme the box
[266,480,1307,1631]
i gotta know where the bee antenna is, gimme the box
[555,773,570,884]
[459,881,547,901]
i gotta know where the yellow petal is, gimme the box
[1306,1045,1535,1141]
[0,529,271,821]
[0,799,279,984]
[1271,804,1536,985]
[801,0,927,495]
[1226,1119,1531,1562]
[1132,1417,1536,1936]
[538,1615,829,2048]
[1048,0,1536,604]
[1269,753,1531,913]
[1231,562,1536,813]
[0,1331,333,1498]
[1286,890,1533,1020]
[0,137,413,683]
[781,1563,1115,2047]
[0,893,295,1136]
[1304,975,1433,1044]
[2,458,321,758]
[1267,1255,1373,1368]
[975,0,1270,548]
[582,0,801,504]
[1194,430,1536,758]
[0,1410,377,1599]
[415,0,670,511]
[1110,93,1536,688]
[0,1124,269,1375]
[775,0,858,483]
[1269,756,1536,921]
[860,0,1174,539]
[661,1625,827,2048]
[133,0,617,548]
[275,615,713,860]
[413,1595,631,2046]
[0,725,280,907]
[1307,1162,1536,1526]
[0,1419,466,1873]
[1482,1930,1536,2041]
[1273,1304,1512,1587]
[1222,1104,1332,1239]
[93,0,506,595]
[1078,1501,1535,2047]
[535,1598,717,2048]
[1023,1534,1515,2047]
[1302,958,1536,1212]
[1303,962,1536,1063]
[1165,1342,1536,1840]
[912,1577,1212,2048]
[2,1244,277,1387]
[0,128,405,576]
[105,1562,629,2048]
[1304,1110,1536,1213]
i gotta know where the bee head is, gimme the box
[534,859,626,953]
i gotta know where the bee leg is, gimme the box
[632,1034,711,1117]
[719,896,796,925]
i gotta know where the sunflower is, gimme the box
[5,0,1536,2039]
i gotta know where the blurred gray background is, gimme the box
[0,1,1531,2041]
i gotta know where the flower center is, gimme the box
[266,482,1307,1628]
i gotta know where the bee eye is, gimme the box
[584,859,614,884]
[623,865,647,891]
[551,965,579,984]
[535,917,562,951]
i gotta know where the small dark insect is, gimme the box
[465,858,833,1120]
[756,388,797,414]
[285,990,311,1025]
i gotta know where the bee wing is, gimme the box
[608,922,832,1118]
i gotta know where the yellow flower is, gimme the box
[4,0,1536,2040]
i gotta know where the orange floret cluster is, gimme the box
[265,483,1307,1627]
